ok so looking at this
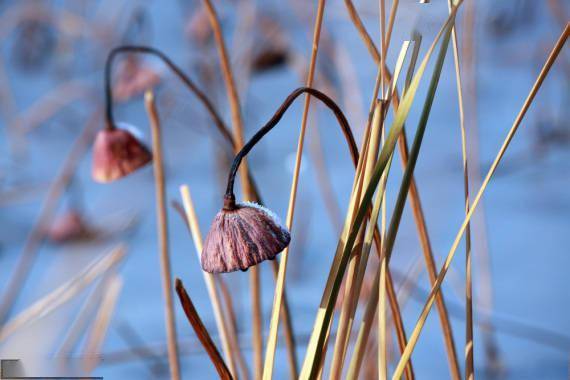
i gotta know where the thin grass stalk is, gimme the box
[348,151,393,380]
[345,259,412,380]
[300,6,462,377]
[378,9,403,372]
[310,44,402,378]
[352,43,416,380]
[262,1,327,378]
[342,1,463,375]
[83,275,123,373]
[145,91,181,380]
[378,6,401,326]
[379,0,386,98]
[331,42,409,373]
[179,185,241,378]
[392,23,570,379]
[201,3,263,375]
[378,21,455,379]
[310,67,381,378]
[393,75,463,380]
[175,279,233,380]
[313,114,372,379]
[329,101,385,380]
[462,0,502,370]
[378,254,387,380]
[250,268,263,380]
[269,260,299,380]
[0,111,100,326]
[330,42,411,377]
[346,37,420,380]
[444,0,474,377]
[214,273,251,379]
[385,0,400,54]
[379,135,389,380]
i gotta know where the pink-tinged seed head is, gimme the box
[91,126,152,183]
[47,210,92,243]
[201,202,291,273]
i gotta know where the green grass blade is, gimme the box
[299,3,462,378]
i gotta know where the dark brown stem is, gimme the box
[175,279,233,380]
[224,87,358,201]
[104,45,234,146]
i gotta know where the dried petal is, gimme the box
[201,202,291,273]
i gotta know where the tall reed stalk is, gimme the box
[145,90,181,380]
[445,0,474,377]
[201,2,263,377]
[263,1,327,378]
[462,0,502,371]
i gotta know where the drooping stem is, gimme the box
[104,45,234,146]
[223,87,358,210]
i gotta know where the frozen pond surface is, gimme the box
[0,0,569,378]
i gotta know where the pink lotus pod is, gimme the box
[47,210,92,243]
[201,199,291,273]
[91,125,152,183]
[113,58,161,102]
[185,7,212,46]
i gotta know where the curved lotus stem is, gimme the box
[103,45,234,147]
[222,86,359,210]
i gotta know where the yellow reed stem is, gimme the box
[201,2,263,376]
[392,24,569,380]
[263,1,327,378]
[145,90,181,380]
[180,185,240,378]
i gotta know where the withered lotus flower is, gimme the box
[47,209,93,243]
[95,45,230,185]
[113,56,162,102]
[92,124,152,183]
[201,86,359,273]
[201,195,291,273]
